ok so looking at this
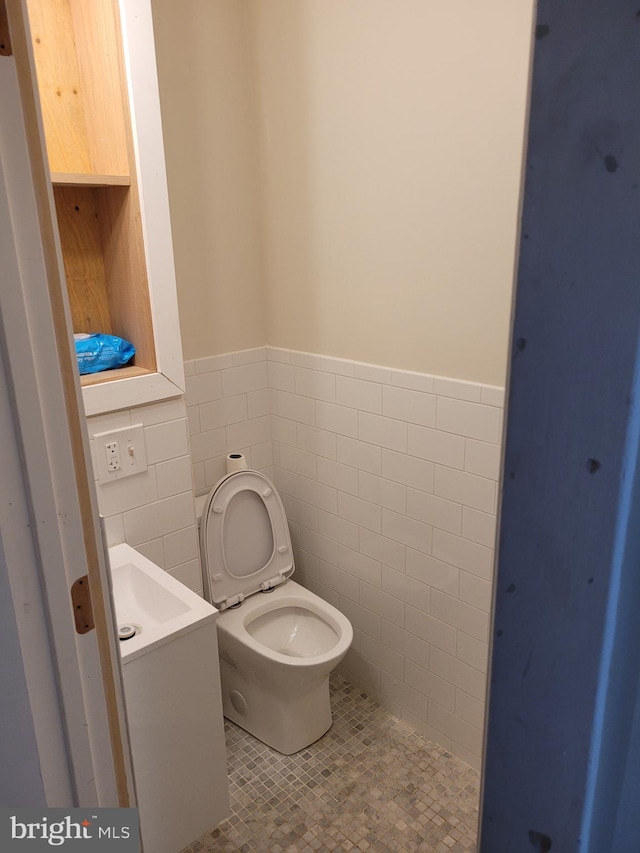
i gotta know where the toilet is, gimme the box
[198,468,353,754]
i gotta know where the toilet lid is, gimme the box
[200,470,294,609]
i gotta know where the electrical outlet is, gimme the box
[94,424,147,484]
[105,441,121,472]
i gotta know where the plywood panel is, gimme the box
[68,0,128,176]
[54,186,112,333]
[26,0,92,174]
[97,186,156,371]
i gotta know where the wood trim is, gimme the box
[81,370,184,417]
[6,0,132,807]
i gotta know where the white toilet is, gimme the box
[198,468,353,754]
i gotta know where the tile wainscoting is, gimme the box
[185,348,273,493]
[86,398,203,595]
[185,347,504,769]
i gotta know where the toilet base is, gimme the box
[219,658,333,754]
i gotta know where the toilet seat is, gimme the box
[200,470,294,610]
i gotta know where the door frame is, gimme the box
[0,0,133,807]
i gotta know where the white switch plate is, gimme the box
[94,424,147,485]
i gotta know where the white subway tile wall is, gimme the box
[184,346,504,770]
[185,347,274,493]
[86,398,202,595]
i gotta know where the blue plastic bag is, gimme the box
[74,333,136,375]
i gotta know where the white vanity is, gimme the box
[109,544,229,853]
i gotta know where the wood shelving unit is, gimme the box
[26,0,156,383]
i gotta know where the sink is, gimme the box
[107,542,229,852]
[108,542,217,662]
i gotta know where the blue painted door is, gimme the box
[480,2,640,850]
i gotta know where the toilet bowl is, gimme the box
[198,469,353,754]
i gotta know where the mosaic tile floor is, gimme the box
[182,675,479,852]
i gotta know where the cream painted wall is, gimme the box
[151,0,266,360]
[249,1,533,386]
[152,1,533,386]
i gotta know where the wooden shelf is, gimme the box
[52,172,131,187]
[79,365,153,387]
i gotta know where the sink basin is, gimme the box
[108,542,217,663]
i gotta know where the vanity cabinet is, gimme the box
[24,0,184,415]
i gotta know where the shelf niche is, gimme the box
[26,0,157,382]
